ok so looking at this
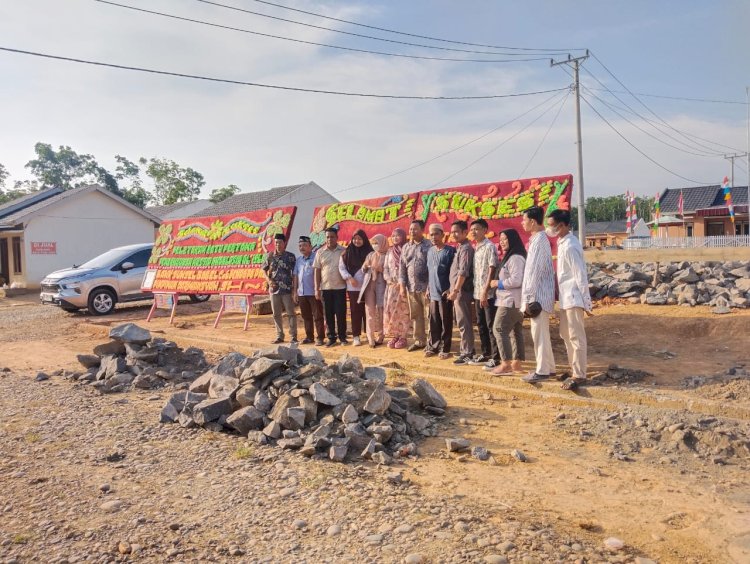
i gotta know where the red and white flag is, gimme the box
[625,191,632,234]
[677,190,684,217]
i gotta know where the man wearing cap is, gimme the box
[293,235,324,346]
[262,233,298,344]
[425,223,455,359]
[314,227,349,347]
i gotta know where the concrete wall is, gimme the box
[270,182,338,247]
[585,246,750,264]
[22,190,156,287]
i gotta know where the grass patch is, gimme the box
[24,432,41,443]
[233,445,254,460]
[13,533,31,544]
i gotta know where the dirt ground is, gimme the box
[1,294,749,563]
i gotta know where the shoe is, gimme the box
[522,372,550,383]
[466,354,489,366]
[393,338,407,349]
[272,337,284,344]
[407,343,423,352]
[340,339,350,346]
[353,337,361,346]
[438,352,452,360]
[325,340,336,348]
[482,359,500,371]
[424,349,437,358]
[315,339,325,347]
[387,338,397,349]
[453,354,470,365]
[301,338,313,345]
[290,338,299,345]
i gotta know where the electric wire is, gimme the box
[191,0,569,57]
[516,89,570,179]
[249,0,586,52]
[580,93,711,185]
[94,0,549,63]
[585,87,748,106]
[0,46,569,100]
[589,52,745,155]
[429,89,571,188]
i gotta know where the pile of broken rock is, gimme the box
[160,344,448,465]
[73,323,210,393]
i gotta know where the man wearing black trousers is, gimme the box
[313,228,348,347]
[468,218,500,369]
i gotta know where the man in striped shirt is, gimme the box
[520,206,556,382]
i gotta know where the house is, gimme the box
[658,185,749,237]
[0,185,161,288]
[192,181,338,245]
[146,199,212,220]
[585,218,649,248]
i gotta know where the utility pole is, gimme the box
[724,153,745,189]
[551,50,589,243]
[747,86,749,237]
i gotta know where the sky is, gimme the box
[0,0,748,204]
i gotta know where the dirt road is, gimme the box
[1,297,749,563]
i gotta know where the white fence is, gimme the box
[623,236,750,249]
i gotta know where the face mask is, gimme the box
[545,226,560,238]
[372,243,380,252]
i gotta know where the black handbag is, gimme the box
[524,301,542,318]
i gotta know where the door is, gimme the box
[707,222,725,236]
[114,249,152,300]
[0,239,8,285]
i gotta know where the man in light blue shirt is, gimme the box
[292,236,324,345]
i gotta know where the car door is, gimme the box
[115,248,152,301]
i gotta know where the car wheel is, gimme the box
[88,288,117,315]
[189,294,211,303]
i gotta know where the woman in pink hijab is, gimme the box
[360,233,388,347]
[382,228,411,348]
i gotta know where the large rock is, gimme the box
[96,355,127,381]
[77,354,101,369]
[109,323,151,345]
[189,370,214,394]
[337,354,364,377]
[93,340,126,357]
[240,357,286,381]
[309,383,342,406]
[411,379,447,409]
[286,407,307,430]
[208,374,239,399]
[672,268,700,284]
[300,348,325,365]
[193,397,234,426]
[269,394,300,428]
[735,278,750,293]
[364,367,387,383]
[235,384,259,408]
[364,385,391,415]
[225,406,265,435]
[255,345,300,366]
[254,390,273,413]
[214,352,249,377]
[297,394,318,424]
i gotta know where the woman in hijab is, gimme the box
[489,228,528,375]
[360,233,388,347]
[338,229,373,346]
[382,227,411,349]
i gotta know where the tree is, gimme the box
[570,193,654,231]
[115,155,152,208]
[141,158,204,206]
[0,163,8,188]
[209,184,240,203]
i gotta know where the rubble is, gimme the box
[588,260,750,309]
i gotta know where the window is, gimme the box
[736,221,749,236]
[686,224,694,237]
[707,222,725,236]
[12,237,22,274]
[117,248,151,269]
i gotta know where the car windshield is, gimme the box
[77,248,143,269]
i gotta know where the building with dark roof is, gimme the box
[658,185,748,237]
[193,181,337,245]
[0,185,160,288]
[584,218,649,248]
[146,199,212,220]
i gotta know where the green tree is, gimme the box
[0,163,8,188]
[115,155,152,208]
[570,193,655,231]
[209,184,240,203]
[141,157,205,205]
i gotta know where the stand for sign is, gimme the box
[214,293,254,331]
[146,292,179,325]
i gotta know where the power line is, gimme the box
[250,0,586,53]
[580,93,711,185]
[585,86,748,106]
[191,0,569,57]
[430,90,570,187]
[94,0,549,64]
[516,89,570,179]
[0,46,569,100]
[270,90,571,206]
[589,52,743,156]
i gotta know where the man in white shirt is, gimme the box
[520,206,556,383]
[547,209,592,390]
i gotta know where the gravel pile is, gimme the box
[159,343,448,465]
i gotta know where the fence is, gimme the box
[623,236,750,249]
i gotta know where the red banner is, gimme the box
[310,193,418,246]
[143,207,296,295]
[310,175,572,245]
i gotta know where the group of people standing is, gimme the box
[261,205,592,389]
